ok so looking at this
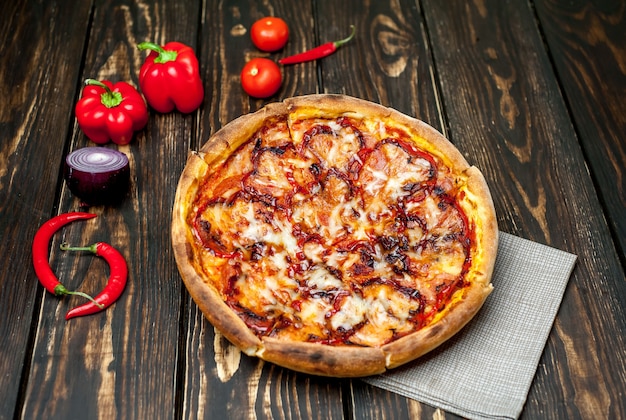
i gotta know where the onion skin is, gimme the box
[64,147,130,205]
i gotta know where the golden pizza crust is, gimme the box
[259,337,387,377]
[172,94,499,377]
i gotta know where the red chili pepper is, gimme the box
[75,79,149,145]
[60,242,128,320]
[32,212,103,306]
[279,25,355,65]
[137,41,204,113]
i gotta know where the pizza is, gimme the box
[172,94,498,377]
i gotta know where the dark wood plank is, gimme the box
[314,0,445,131]
[0,1,93,418]
[533,0,626,265]
[183,304,350,419]
[19,0,202,418]
[182,0,346,418]
[421,0,626,418]
[350,382,456,419]
[2,0,623,418]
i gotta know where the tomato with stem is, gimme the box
[250,17,289,52]
[241,58,282,98]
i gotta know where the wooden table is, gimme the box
[1,0,624,418]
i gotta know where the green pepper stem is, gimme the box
[58,243,104,309]
[333,25,356,48]
[61,243,98,254]
[137,42,178,64]
[84,79,123,108]
[53,284,104,309]
[84,78,108,91]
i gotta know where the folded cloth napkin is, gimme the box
[363,232,577,420]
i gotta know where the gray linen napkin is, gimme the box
[363,232,577,420]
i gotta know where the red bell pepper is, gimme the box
[75,79,148,145]
[137,42,204,114]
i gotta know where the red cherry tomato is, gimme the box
[250,17,289,52]
[241,58,282,98]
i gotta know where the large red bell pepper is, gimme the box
[137,42,204,114]
[75,79,148,145]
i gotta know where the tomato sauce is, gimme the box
[190,116,473,345]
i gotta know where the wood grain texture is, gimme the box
[534,0,626,266]
[422,0,626,418]
[20,0,201,418]
[350,380,463,420]
[0,0,93,417]
[183,305,347,419]
[314,0,444,131]
[1,0,624,418]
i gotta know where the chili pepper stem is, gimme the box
[334,25,356,48]
[53,284,104,309]
[61,243,99,253]
[59,242,107,309]
[137,42,178,63]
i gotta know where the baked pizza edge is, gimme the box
[259,337,387,377]
[172,94,499,376]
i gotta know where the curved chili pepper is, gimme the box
[279,25,355,65]
[32,212,103,306]
[60,242,128,320]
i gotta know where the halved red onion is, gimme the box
[64,147,130,205]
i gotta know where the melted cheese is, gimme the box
[307,265,343,290]
[299,298,330,327]
[191,115,471,347]
[330,294,367,331]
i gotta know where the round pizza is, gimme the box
[172,94,498,377]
